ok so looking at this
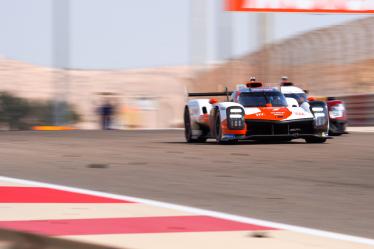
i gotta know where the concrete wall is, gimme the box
[193,17,374,96]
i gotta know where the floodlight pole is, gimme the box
[258,13,273,82]
[190,0,208,66]
[217,0,233,61]
[52,0,70,126]
[258,13,273,47]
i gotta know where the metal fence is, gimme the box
[248,17,374,96]
[339,94,374,126]
[258,16,374,126]
[194,16,374,97]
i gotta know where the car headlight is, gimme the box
[229,114,243,118]
[315,115,327,127]
[230,108,243,113]
[227,107,245,130]
[312,107,327,127]
[312,107,324,112]
[314,112,325,118]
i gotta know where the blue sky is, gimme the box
[0,0,368,69]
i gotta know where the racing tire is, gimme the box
[329,131,343,136]
[268,137,292,143]
[279,138,292,142]
[184,106,207,143]
[214,112,223,144]
[305,137,327,144]
[214,112,236,145]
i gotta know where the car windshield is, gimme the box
[238,91,288,107]
[284,93,307,105]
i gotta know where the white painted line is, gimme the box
[347,127,374,133]
[1,175,373,246]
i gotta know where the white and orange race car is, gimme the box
[184,82,330,144]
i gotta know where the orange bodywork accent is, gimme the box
[246,82,263,88]
[311,96,328,102]
[209,98,218,104]
[225,0,374,13]
[225,0,245,11]
[245,107,292,121]
[32,126,76,131]
[199,114,210,123]
[221,119,246,135]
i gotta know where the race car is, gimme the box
[316,97,347,136]
[279,82,347,136]
[184,82,330,144]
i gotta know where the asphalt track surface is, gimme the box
[0,130,373,238]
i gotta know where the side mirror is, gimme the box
[265,103,272,107]
[209,98,218,105]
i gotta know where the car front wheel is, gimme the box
[305,137,327,144]
[215,112,237,144]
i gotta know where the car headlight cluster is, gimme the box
[312,107,324,112]
[230,109,243,113]
[311,106,328,128]
[314,112,327,127]
[227,107,245,130]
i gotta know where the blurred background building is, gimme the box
[0,0,373,129]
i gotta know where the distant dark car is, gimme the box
[326,98,347,136]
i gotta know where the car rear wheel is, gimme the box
[184,106,207,143]
[305,137,327,143]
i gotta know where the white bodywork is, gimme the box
[300,102,311,113]
[187,99,244,136]
[286,97,299,108]
[281,86,311,113]
[187,99,212,123]
[187,99,243,123]
[280,86,305,94]
[188,98,314,124]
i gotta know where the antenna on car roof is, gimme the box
[246,82,263,88]
[280,82,294,87]
[224,87,229,101]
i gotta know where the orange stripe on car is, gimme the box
[245,107,292,121]
[221,119,246,135]
[199,114,210,123]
